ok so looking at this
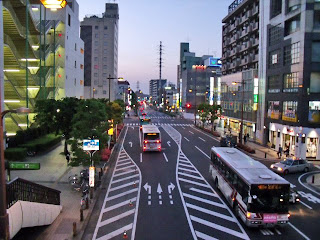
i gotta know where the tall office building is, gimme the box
[2,0,84,134]
[220,0,261,141]
[262,0,320,159]
[80,3,119,101]
[149,79,167,105]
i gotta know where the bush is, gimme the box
[19,134,61,153]
[237,143,256,154]
[8,126,49,147]
[4,148,27,161]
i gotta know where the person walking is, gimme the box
[66,151,70,164]
[277,145,283,159]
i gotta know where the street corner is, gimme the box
[306,173,320,193]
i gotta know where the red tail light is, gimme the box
[144,140,148,144]
[156,140,161,143]
[158,146,161,150]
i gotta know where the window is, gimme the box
[94,49,98,54]
[94,65,99,69]
[74,43,77,51]
[94,80,98,85]
[103,65,107,69]
[95,26,99,29]
[95,41,98,45]
[95,34,99,38]
[268,101,280,119]
[104,26,108,30]
[284,42,300,65]
[68,14,71,26]
[80,48,84,54]
[271,0,282,18]
[309,101,320,123]
[103,57,107,62]
[74,78,76,86]
[103,73,107,77]
[315,11,320,29]
[104,42,108,46]
[74,61,77,68]
[283,101,298,122]
[104,49,108,54]
[269,49,281,68]
[80,80,84,85]
[283,72,299,91]
[103,90,107,94]
[268,75,281,92]
[310,73,320,93]
[312,42,320,62]
[103,80,107,85]
[287,0,300,13]
[285,14,300,36]
[94,73,98,77]
[94,57,98,61]
[104,34,108,38]
[269,24,281,46]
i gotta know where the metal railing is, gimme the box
[6,177,61,209]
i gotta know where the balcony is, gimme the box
[252,22,259,31]
[252,54,259,62]
[252,6,259,16]
[252,38,259,47]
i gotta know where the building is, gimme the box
[80,3,119,101]
[2,0,84,134]
[220,0,261,141]
[149,79,167,105]
[261,0,320,159]
[0,1,4,119]
[117,79,130,107]
[164,83,177,111]
[178,43,222,113]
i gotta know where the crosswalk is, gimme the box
[125,123,192,127]
[92,148,141,240]
[162,125,249,240]
[148,116,176,119]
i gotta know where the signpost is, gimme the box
[9,162,40,170]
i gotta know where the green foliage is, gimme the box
[19,134,61,153]
[111,102,124,124]
[130,91,138,113]
[114,99,125,109]
[9,126,48,147]
[4,148,27,161]
[197,103,221,129]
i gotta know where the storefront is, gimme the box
[306,137,318,158]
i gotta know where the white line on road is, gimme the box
[96,223,133,240]
[288,222,310,240]
[178,172,204,180]
[183,193,226,208]
[195,146,210,159]
[103,198,137,213]
[115,165,135,172]
[179,178,210,188]
[298,171,320,196]
[190,215,249,240]
[99,209,135,227]
[113,169,136,178]
[189,187,218,197]
[140,153,142,163]
[116,161,132,167]
[275,228,282,235]
[163,152,168,162]
[184,137,190,142]
[178,167,198,174]
[198,137,206,142]
[111,174,139,184]
[191,126,220,142]
[299,200,313,210]
[189,131,194,135]
[106,188,138,202]
[195,231,218,240]
[109,181,139,192]
[182,127,185,129]
[139,130,141,147]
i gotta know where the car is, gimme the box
[270,158,312,175]
[289,188,300,204]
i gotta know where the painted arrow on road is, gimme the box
[129,142,132,147]
[157,183,163,194]
[167,141,171,147]
[168,182,175,194]
[143,183,151,194]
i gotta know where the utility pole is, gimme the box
[194,77,197,126]
[108,74,111,102]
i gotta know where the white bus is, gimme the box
[209,147,290,227]
[141,125,161,152]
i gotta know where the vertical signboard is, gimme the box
[89,166,95,187]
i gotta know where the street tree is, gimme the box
[209,104,221,132]
[197,103,211,128]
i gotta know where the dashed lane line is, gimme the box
[191,126,220,142]
[163,152,168,162]
[184,137,190,142]
[299,200,313,210]
[288,222,311,240]
[189,131,194,135]
[198,137,206,142]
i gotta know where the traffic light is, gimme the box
[186,103,191,108]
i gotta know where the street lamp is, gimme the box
[0,107,31,240]
[40,0,67,9]
[232,80,245,144]
[93,88,96,99]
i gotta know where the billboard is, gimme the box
[208,57,222,67]
[83,139,99,151]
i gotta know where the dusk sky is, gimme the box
[77,0,233,94]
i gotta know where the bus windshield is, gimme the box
[144,133,160,141]
[248,184,290,213]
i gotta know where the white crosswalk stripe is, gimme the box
[162,125,250,240]
[124,123,192,127]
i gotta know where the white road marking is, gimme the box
[189,187,218,197]
[179,163,194,169]
[288,222,310,240]
[103,198,137,213]
[315,165,320,170]
[275,228,282,235]
[191,126,220,142]
[117,158,131,163]
[195,231,218,240]
[112,174,139,184]
[179,159,190,164]
[190,215,249,240]
[106,188,138,202]
[195,146,210,159]
[109,181,139,192]
[299,200,313,209]
[99,209,135,227]
[163,152,168,162]
[186,203,237,222]
[170,200,174,204]
[115,165,135,172]
[182,127,185,129]
[139,129,141,147]
[116,161,132,167]
[297,191,320,203]
[178,172,204,180]
[178,167,198,174]
[148,201,151,205]
[140,153,142,163]
[183,193,226,208]
[96,223,133,240]
[298,171,320,196]
[184,137,190,142]
[198,137,206,142]
[159,200,162,205]
[189,131,194,135]
[179,178,211,188]
[113,169,136,178]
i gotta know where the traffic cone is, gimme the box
[129,200,133,207]
[133,181,136,187]
[123,230,128,239]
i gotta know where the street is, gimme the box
[83,109,320,240]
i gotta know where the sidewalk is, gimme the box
[10,142,104,240]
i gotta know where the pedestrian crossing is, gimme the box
[125,123,192,127]
[149,116,176,119]
[92,148,141,240]
[162,125,249,240]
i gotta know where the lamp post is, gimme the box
[0,107,31,240]
[232,80,245,144]
[93,88,96,99]
[107,75,123,102]
[194,77,197,126]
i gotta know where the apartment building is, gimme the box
[220,0,261,141]
[2,0,84,134]
[149,79,167,105]
[80,3,119,101]
[262,0,320,159]
[117,79,130,107]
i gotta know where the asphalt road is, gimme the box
[84,108,320,240]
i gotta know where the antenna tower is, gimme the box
[136,81,140,91]
[159,41,163,80]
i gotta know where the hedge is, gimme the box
[4,148,27,161]
[237,143,256,154]
[19,134,62,153]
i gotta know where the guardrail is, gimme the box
[6,177,61,209]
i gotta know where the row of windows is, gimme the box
[95,25,108,30]
[95,41,108,46]
[269,42,300,68]
[211,153,249,198]
[94,72,109,77]
[94,49,108,54]
[94,57,108,62]
[268,72,299,91]
[95,33,108,38]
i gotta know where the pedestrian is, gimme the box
[244,134,247,143]
[277,145,283,159]
[66,151,70,164]
[285,147,289,157]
